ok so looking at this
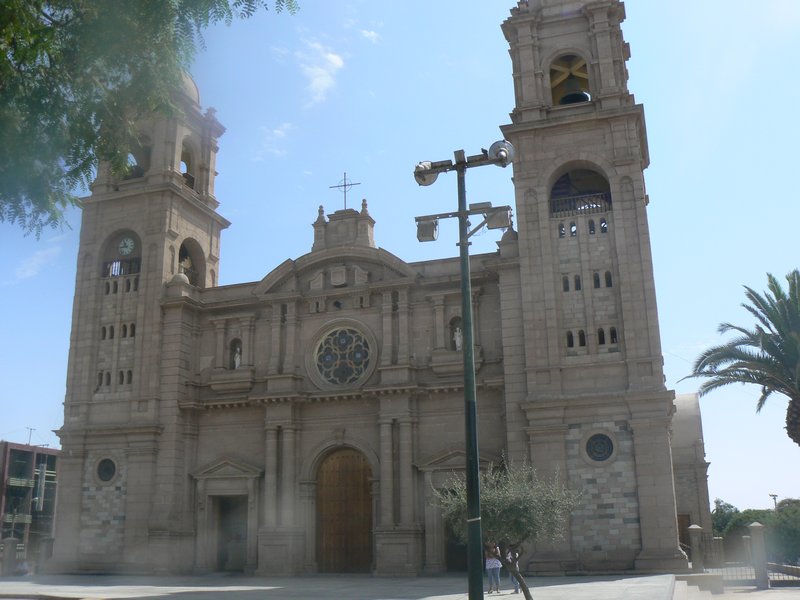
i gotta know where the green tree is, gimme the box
[0,0,298,236]
[434,462,580,600]
[684,270,800,448]
[711,498,739,536]
[771,499,800,564]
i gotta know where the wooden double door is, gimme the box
[316,448,373,572]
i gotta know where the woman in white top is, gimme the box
[485,541,502,594]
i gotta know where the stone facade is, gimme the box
[52,0,704,575]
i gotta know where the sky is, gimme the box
[2,0,800,511]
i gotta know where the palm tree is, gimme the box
[685,270,800,448]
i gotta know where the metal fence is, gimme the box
[699,530,800,588]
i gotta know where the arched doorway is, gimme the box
[316,448,373,572]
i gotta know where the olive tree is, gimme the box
[434,461,580,600]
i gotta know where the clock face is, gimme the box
[118,237,135,256]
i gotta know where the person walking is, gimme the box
[506,545,520,594]
[485,541,502,594]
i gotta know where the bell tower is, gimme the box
[500,0,687,571]
[53,74,230,571]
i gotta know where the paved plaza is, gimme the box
[2,573,800,600]
[0,573,677,600]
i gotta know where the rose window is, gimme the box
[586,434,614,462]
[315,327,371,385]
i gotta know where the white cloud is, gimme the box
[296,40,344,106]
[255,122,293,160]
[12,246,62,282]
[361,30,380,43]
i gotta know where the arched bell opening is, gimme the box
[549,169,611,218]
[178,238,206,287]
[122,136,152,180]
[180,139,197,189]
[550,54,591,105]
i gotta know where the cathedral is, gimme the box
[52,0,710,575]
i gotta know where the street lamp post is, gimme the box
[413,141,514,600]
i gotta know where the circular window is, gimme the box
[586,434,614,462]
[315,327,371,385]
[97,458,117,482]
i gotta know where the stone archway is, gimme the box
[316,448,373,572]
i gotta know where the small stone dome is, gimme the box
[180,72,201,105]
[171,272,191,285]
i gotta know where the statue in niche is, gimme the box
[450,316,464,351]
[453,327,463,351]
[230,340,242,369]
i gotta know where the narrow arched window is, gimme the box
[109,325,115,339]
[126,370,133,384]
[181,144,196,189]
[104,282,110,295]
[112,281,118,294]
[98,372,104,388]
[229,338,243,369]
[574,275,582,291]
[600,218,608,233]
[118,371,124,385]
[105,372,111,386]
[130,323,136,337]
[588,219,596,234]
[605,271,613,287]
[593,272,601,289]
[610,327,618,344]
[121,324,127,338]
[578,330,586,347]
[566,331,574,348]
[101,326,107,340]
[562,276,570,292]
[570,222,577,236]
[598,328,606,345]
[133,276,139,291]
[558,223,566,238]
[125,278,131,292]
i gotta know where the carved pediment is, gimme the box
[417,448,496,472]
[252,246,418,297]
[192,456,263,480]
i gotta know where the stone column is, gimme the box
[688,524,704,572]
[398,418,414,525]
[381,292,393,366]
[379,418,395,526]
[749,522,769,590]
[280,426,297,526]
[213,320,226,368]
[264,425,278,527]
[423,471,445,573]
[630,416,688,571]
[432,296,445,349]
[269,305,281,374]
[397,289,409,363]
[194,480,209,571]
[246,478,259,572]
[283,303,297,374]
[241,316,255,366]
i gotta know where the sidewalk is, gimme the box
[1,573,798,600]
[0,573,678,600]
